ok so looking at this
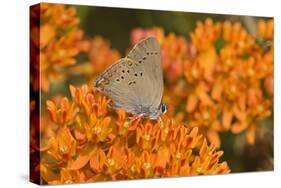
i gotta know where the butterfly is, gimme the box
[94,37,167,120]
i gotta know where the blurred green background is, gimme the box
[75,5,271,55]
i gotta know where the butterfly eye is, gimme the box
[160,104,167,113]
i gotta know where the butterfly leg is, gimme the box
[158,117,163,127]
[127,114,143,126]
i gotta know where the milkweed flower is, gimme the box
[87,37,121,77]
[30,3,87,92]
[130,18,273,146]
[46,97,77,125]
[66,36,121,83]
[257,19,274,40]
[40,85,229,184]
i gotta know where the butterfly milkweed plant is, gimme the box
[30,3,273,185]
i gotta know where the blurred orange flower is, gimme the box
[66,36,121,83]
[257,19,274,39]
[30,3,87,92]
[88,37,121,75]
[191,18,221,51]
[130,18,273,146]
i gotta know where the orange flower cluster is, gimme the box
[40,85,229,184]
[87,37,121,76]
[30,3,88,92]
[65,36,121,84]
[131,18,273,146]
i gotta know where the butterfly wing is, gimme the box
[94,37,163,117]
[94,58,140,114]
[126,37,163,111]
